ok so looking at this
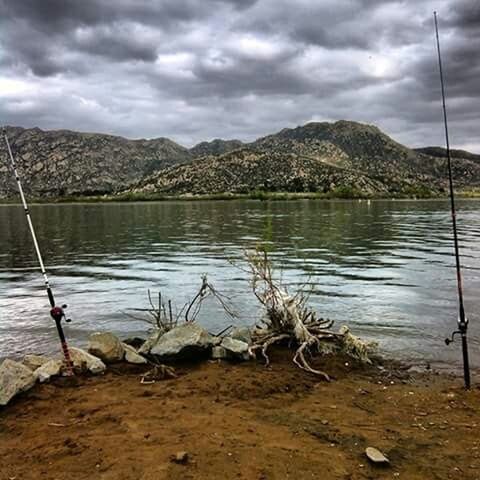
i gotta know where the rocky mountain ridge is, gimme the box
[1,121,479,199]
[0,126,192,198]
[133,121,480,197]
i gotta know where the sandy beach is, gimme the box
[1,350,479,480]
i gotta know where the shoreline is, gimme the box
[1,190,480,205]
[1,349,479,479]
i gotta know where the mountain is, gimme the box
[190,139,244,157]
[132,121,480,197]
[2,121,479,200]
[0,126,192,198]
[414,146,480,163]
[135,147,388,195]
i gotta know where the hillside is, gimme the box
[0,127,192,198]
[2,121,479,200]
[190,139,244,157]
[134,147,389,196]
[132,121,480,197]
[415,147,480,163]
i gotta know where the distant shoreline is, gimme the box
[1,189,480,205]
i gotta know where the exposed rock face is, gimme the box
[68,347,106,374]
[122,343,147,364]
[0,126,192,198]
[34,359,63,383]
[23,354,50,371]
[88,332,125,363]
[149,323,214,359]
[0,359,36,406]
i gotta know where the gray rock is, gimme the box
[122,343,147,364]
[220,337,250,361]
[34,359,63,383]
[365,447,389,465]
[0,359,36,406]
[88,332,124,363]
[407,364,431,374]
[23,354,50,371]
[68,347,106,374]
[230,326,253,346]
[138,331,163,355]
[211,346,228,360]
[150,323,214,359]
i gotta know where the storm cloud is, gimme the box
[0,0,478,151]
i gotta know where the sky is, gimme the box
[0,0,478,151]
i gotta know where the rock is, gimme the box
[138,332,162,355]
[0,359,36,406]
[220,337,250,361]
[172,451,189,464]
[68,347,106,374]
[365,447,389,465]
[150,323,214,360]
[211,346,228,360]
[407,364,431,374]
[122,343,147,364]
[23,354,50,371]
[88,332,125,363]
[34,359,63,383]
[230,326,253,346]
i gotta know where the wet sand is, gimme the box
[1,350,479,480]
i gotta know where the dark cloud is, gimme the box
[0,0,478,152]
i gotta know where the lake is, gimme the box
[0,199,479,371]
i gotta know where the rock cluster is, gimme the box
[0,324,254,407]
[138,322,253,362]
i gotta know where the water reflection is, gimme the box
[0,199,479,371]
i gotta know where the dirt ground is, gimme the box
[1,350,479,480]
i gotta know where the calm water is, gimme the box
[0,199,479,371]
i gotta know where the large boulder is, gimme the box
[220,337,250,361]
[150,323,214,360]
[69,347,106,374]
[122,343,147,364]
[211,346,228,360]
[88,332,125,363]
[138,333,160,355]
[230,326,253,346]
[23,354,51,371]
[34,359,63,383]
[0,359,36,406]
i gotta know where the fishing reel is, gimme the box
[50,304,72,324]
[445,317,468,345]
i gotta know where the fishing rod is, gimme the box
[2,128,74,375]
[433,12,471,389]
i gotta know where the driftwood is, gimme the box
[246,249,374,380]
